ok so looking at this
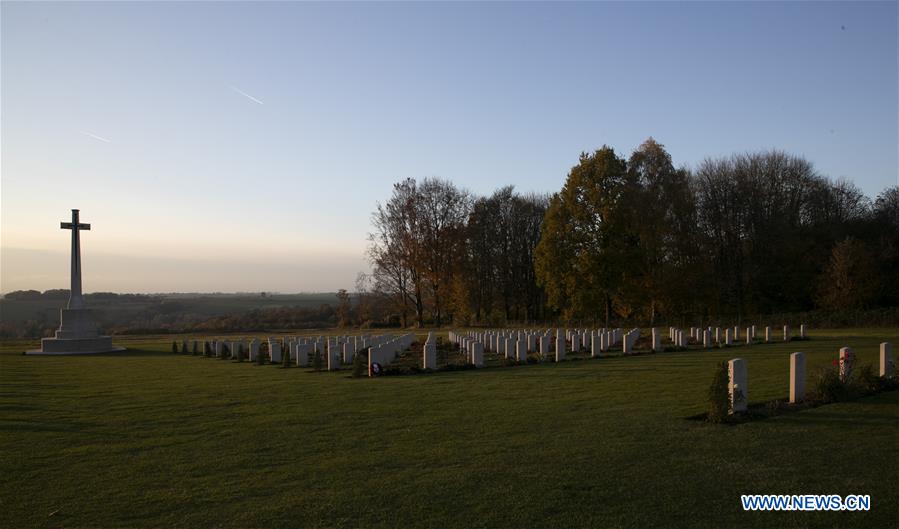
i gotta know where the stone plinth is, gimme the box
[30,308,123,355]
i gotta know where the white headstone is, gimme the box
[249,339,259,362]
[790,352,805,403]
[839,347,853,382]
[423,340,436,370]
[471,342,484,367]
[555,329,566,362]
[327,341,341,370]
[651,328,661,352]
[728,358,748,413]
[539,335,550,357]
[269,340,282,363]
[296,343,310,367]
[516,339,527,362]
[880,342,894,378]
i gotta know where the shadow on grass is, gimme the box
[686,387,899,425]
[21,350,188,358]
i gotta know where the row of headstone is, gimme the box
[367,333,415,375]
[449,328,631,365]
[183,333,397,368]
[730,342,893,413]
[670,323,808,349]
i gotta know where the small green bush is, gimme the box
[203,341,211,356]
[852,364,879,394]
[810,367,846,404]
[312,350,323,372]
[707,361,730,423]
[352,352,367,378]
[765,399,788,414]
[192,342,198,355]
[171,341,178,354]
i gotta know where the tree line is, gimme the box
[363,138,899,327]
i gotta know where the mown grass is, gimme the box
[1,328,897,528]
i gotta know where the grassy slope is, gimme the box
[1,328,897,528]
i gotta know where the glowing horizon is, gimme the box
[2,2,896,293]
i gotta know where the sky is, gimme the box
[2,1,897,294]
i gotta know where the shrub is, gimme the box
[852,363,879,394]
[352,352,367,378]
[203,341,211,356]
[171,341,178,354]
[810,367,846,404]
[220,343,230,360]
[312,350,323,372]
[707,361,730,423]
[236,344,245,362]
[192,341,198,355]
[256,342,268,366]
[765,399,788,414]
[282,348,290,368]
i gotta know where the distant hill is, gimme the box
[0,291,347,338]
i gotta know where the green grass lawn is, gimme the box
[2,328,897,528]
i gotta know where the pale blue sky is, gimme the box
[2,1,897,293]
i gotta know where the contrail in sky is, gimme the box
[230,85,264,105]
[80,131,111,143]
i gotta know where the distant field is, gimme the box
[0,293,342,327]
[1,328,897,528]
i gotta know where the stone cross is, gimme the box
[60,209,91,310]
